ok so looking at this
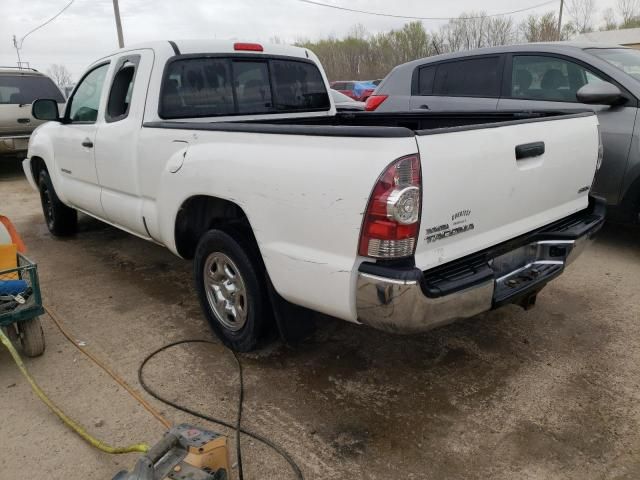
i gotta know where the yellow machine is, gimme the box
[113,424,230,480]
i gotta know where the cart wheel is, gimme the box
[17,317,45,357]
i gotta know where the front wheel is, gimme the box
[38,169,77,236]
[194,229,270,352]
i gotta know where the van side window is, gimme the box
[510,55,605,102]
[433,57,501,97]
[106,56,139,122]
[417,65,436,95]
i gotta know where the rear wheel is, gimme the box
[38,169,77,236]
[194,229,270,352]
[17,317,45,357]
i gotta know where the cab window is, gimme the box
[106,56,139,122]
[68,63,109,123]
[160,56,330,119]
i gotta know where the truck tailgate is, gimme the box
[414,113,599,271]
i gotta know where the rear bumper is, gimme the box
[0,135,30,156]
[355,197,606,334]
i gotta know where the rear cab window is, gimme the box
[159,55,330,119]
[0,74,64,104]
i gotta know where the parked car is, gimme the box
[0,67,65,158]
[330,89,365,111]
[330,80,376,101]
[369,42,640,223]
[25,40,603,352]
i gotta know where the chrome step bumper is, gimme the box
[355,197,605,334]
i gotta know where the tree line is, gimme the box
[297,0,640,81]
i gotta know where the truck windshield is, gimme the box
[588,48,640,80]
[0,75,65,104]
[160,57,330,119]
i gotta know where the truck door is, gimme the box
[498,53,637,206]
[52,62,110,214]
[94,49,154,236]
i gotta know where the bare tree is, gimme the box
[47,64,73,90]
[486,17,516,46]
[565,0,596,33]
[618,0,640,25]
[520,12,567,42]
[601,8,618,30]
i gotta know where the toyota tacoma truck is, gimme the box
[24,40,605,351]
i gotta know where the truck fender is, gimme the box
[24,125,69,205]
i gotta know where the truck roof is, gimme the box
[95,39,312,62]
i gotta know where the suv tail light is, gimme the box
[364,95,388,111]
[358,155,421,258]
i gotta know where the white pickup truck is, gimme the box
[24,40,605,351]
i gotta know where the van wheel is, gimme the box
[38,169,77,236]
[194,229,269,352]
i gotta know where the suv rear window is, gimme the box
[160,57,330,118]
[0,75,64,104]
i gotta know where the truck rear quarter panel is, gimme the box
[145,128,418,322]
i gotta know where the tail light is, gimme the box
[365,95,388,111]
[358,155,421,258]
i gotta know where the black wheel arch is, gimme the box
[174,195,260,259]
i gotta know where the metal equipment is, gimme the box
[113,424,230,480]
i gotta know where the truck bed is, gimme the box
[144,110,592,137]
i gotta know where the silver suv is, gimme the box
[0,67,65,158]
[370,43,640,223]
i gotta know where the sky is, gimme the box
[0,0,622,80]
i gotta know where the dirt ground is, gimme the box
[1,158,640,480]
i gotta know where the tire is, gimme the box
[38,169,77,236]
[194,229,270,352]
[17,317,45,357]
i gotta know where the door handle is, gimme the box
[515,141,545,160]
[81,139,93,148]
[419,104,430,110]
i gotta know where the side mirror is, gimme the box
[32,99,61,121]
[576,81,625,106]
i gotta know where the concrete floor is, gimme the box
[1,158,639,480]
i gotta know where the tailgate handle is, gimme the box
[515,142,545,160]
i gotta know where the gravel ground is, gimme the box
[1,158,639,480]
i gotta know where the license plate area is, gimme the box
[491,240,574,304]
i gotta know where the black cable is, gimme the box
[296,0,558,21]
[138,339,303,480]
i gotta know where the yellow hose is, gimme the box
[0,327,149,454]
